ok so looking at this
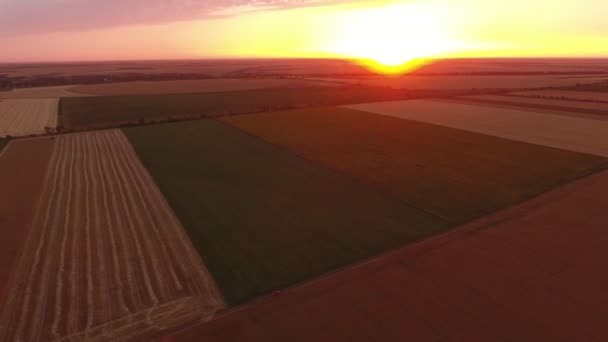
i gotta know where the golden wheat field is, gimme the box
[0,86,85,99]
[461,95,608,112]
[343,99,608,157]
[0,99,58,137]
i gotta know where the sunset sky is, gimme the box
[1,0,607,63]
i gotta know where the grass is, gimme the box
[222,107,608,224]
[124,120,449,305]
[60,85,419,130]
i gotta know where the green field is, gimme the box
[222,107,608,223]
[124,120,449,304]
[60,85,422,130]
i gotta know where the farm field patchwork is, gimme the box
[163,169,608,342]
[70,78,339,96]
[0,138,55,306]
[124,120,450,305]
[0,98,58,137]
[345,99,608,157]
[222,107,608,223]
[458,94,608,114]
[58,85,413,130]
[0,130,225,342]
[508,90,608,102]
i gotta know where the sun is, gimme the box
[327,2,458,74]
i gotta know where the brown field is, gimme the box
[304,75,605,90]
[509,90,608,102]
[459,94,608,114]
[0,130,225,342]
[0,86,84,99]
[345,100,608,157]
[0,138,55,307]
[0,98,58,137]
[70,78,338,96]
[221,107,607,223]
[163,169,608,342]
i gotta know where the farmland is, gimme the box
[1,57,608,342]
[345,99,608,157]
[304,75,607,90]
[458,94,608,115]
[58,85,446,130]
[0,86,84,99]
[0,138,55,306]
[222,107,608,223]
[70,79,338,96]
[0,130,225,342]
[124,120,449,304]
[509,90,608,102]
[0,98,58,137]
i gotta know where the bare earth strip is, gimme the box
[0,138,55,309]
[163,169,608,342]
[0,130,225,342]
[70,79,338,96]
[0,98,58,137]
[509,90,608,103]
[0,86,86,99]
[344,99,608,157]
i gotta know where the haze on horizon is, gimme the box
[1,0,607,64]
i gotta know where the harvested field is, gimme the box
[458,94,608,115]
[124,120,449,304]
[70,79,338,96]
[0,130,225,342]
[345,100,608,157]
[0,86,84,99]
[0,138,55,307]
[222,107,608,223]
[59,86,415,130]
[163,169,608,342]
[0,98,58,137]
[509,90,608,102]
[305,75,602,90]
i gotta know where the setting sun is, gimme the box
[326,2,462,73]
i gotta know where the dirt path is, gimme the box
[0,130,225,342]
[0,138,55,310]
[163,170,608,342]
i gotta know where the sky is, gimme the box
[1,0,607,63]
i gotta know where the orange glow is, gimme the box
[326,2,464,74]
[2,0,608,63]
[354,57,434,75]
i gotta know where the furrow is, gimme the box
[112,131,181,296]
[104,130,160,306]
[50,135,78,339]
[91,132,131,316]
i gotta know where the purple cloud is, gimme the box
[0,0,362,36]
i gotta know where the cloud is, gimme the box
[0,0,363,36]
